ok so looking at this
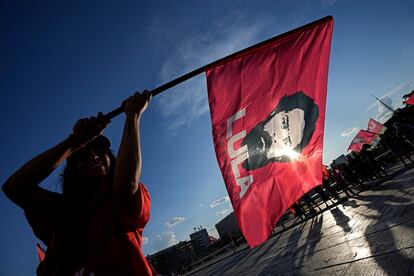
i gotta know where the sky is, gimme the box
[1,0,414,274]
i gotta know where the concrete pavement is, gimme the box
[187,165,414,275]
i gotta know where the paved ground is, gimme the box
[187,164,414,275]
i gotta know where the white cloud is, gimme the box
[341,127,358,137]
[209,196,230,208]
[402,47,408,55]
[322,0,337,7]
[365,81,412,112]
[375,96,394,123]
[362,81,414,124]
[216,209,229,216]
[142,236,149,245]
[208,227,220,239]
[153,231,178,252]
[165,216,186,228]
[152,13,269,134]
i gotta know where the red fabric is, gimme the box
[406,94,414,105]
[206,17,333,247]
[348,130,377,152]
[367,118,385,134]
[26,184,156,276]
[322,165,329,179]
[36,243,46,263]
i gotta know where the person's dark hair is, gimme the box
[62,135,115,199]
[241,91,319,170]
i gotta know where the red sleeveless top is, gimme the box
[26,184,156,276]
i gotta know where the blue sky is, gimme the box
[1,0,413,274]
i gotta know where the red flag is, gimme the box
[406,93,414,105]
[206,17,333,247]
[348,130,377,152]
[36,243,46,262]
[367,118,385,134]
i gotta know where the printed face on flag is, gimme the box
[368,122,375,132]
[241,92,318,170]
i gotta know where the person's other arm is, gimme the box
[113,91,151,196]
[2,114,109,210]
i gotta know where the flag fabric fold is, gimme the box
[205,17,333,247]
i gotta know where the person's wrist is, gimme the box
[125,111,141,121]
[68,134,85,149]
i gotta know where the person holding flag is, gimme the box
[2,92,157,275]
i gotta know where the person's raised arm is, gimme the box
[2,113,110,210]
[113,91,151,196]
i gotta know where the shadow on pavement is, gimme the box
[189,166,414,275]
[330,207,351,233]
[258,216,324,275]
[347,168,414,275]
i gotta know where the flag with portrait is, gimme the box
[206,17,334,246]
[367,118,385,134]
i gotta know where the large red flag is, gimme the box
[367,118,385,134]
[206,17,333,246]
[348,130,377,152]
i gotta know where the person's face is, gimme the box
[263,108,305,159]
[75,147,111,180]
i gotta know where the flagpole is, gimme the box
[371,94,395,113]
[104,15,333,120]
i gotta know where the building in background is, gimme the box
[190,227,210,254]
[333,154,348,165]
[148,221,244,274]
[147,241,197,275]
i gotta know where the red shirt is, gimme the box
[26,183,156,276]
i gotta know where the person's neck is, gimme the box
[72,177,111,213]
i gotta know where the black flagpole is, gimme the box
[371,94,395,113]
[104,15,333,120]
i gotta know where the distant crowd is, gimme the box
[288,105,414,222]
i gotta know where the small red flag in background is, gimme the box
[367,118,385,134]
[406,93,414,105]
[206,17,333,247]
[348,130,377,153]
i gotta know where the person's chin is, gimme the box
[86,168,108,180]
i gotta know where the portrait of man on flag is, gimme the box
[241,91,319,170]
